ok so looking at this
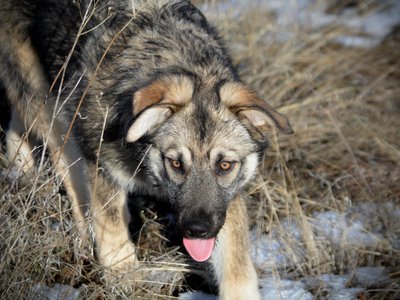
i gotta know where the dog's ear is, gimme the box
[126,76,193,143]
[220,82,293,140]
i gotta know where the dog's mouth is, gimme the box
[183,237,216,262]
[178,211,225,262]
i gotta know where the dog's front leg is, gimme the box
[211,197,261,300]
[6,108,36,174]
[91,171,137,270]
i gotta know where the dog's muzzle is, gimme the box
[181,215,214,239]
[180,213,220,262]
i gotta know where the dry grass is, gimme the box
[1,1,399,299]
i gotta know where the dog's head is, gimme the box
[126,75,292,261]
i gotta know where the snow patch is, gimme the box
[250,220,304,271]
[354,267,389,286]
[200,0,400,48]
[0,168,20,182]
[249,203,398,298]
[306,274,364,300]
[32,284,80,300]
[311,209,383,248]
[260,277,313,300]
[251,203,399,270]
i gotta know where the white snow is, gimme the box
[200,0,400,48]
[306,274,364,300]
[250,230,290,270]
[260,278,313,300]
[354,267,389,286]
[32,283,80,300]
[0,168,21,182]
[250,219,304,272]
[311,209,382,248]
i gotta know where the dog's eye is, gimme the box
[219,161,234,172]
[170,159,182,170]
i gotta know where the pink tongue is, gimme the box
[183,237,215,262]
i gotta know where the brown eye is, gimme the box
[171,159,181,169]
[219,161,232,172]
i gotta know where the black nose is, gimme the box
[182,217,212,238]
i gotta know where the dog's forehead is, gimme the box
[160,102,256,160]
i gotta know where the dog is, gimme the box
[0,0,293,298]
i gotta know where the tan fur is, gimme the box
[1,37,47,129]
[6,109,36,174]
[211,197,260,300]
[220,82,293,135]
[90,170,137,269]
[133,75,194,115]
[127,76,195,143]
[15,39,46,92]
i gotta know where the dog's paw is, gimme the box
[98,241,138,270]
[220,280,261,300]
[221,289,261,300]
[101,265,139,295]
[99,244,140,292]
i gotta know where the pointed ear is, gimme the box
[126,75,193,143]
[220,82,293,140]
